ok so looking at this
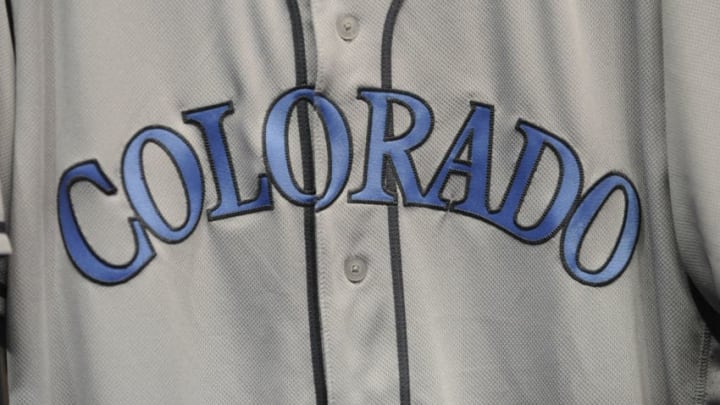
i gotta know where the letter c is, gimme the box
[57,161,155,284]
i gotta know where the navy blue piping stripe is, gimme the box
[689,277,720,341]
[284,1,328,404]
[4,0,13,52]
[382,1,411,404]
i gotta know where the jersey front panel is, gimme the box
[4,1,712,404]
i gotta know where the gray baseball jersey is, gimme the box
[1,0,720,404]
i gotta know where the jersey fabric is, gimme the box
[2,1,720,404]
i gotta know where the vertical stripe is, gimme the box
[284,1,328,404]
[382,1,412,404]
[3,0,13,51]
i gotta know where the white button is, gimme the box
[345,257,367,283]
[337,15,359,41]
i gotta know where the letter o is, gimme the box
[561,173,641,286]
[122,127,204,243]
[264,87,351,210]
